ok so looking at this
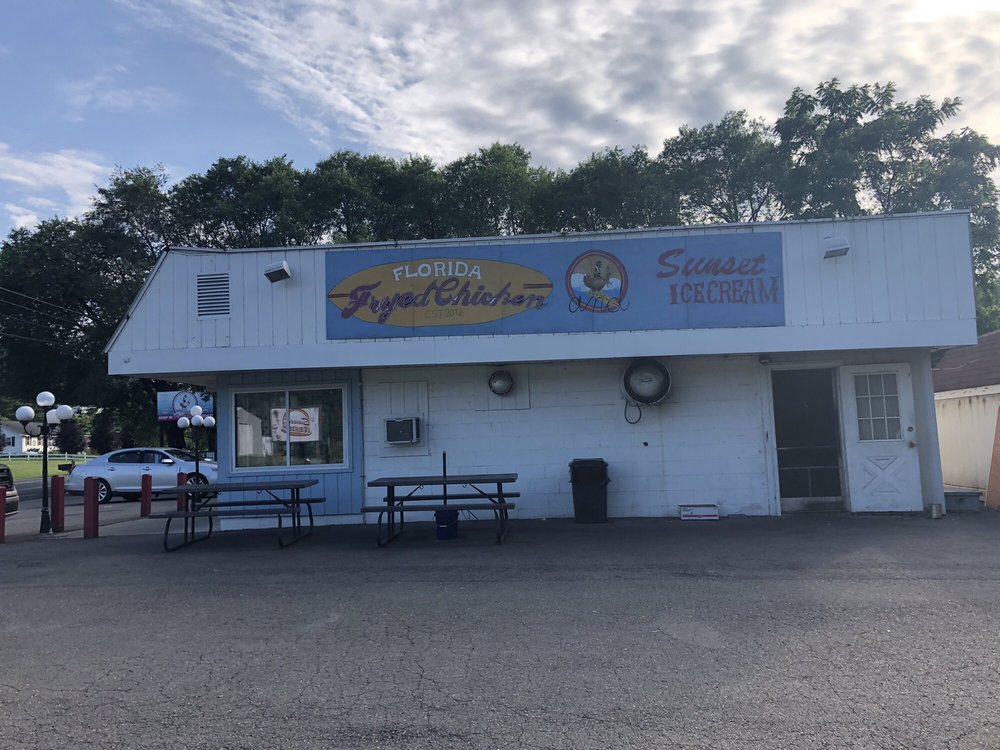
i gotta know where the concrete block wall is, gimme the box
[362,356,771,518]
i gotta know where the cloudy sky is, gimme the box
[1,0,998,238]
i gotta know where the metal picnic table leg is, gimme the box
[162,512,213,552]
[495,481,510,544]
[276,487,314,547]
[375,486,405,547]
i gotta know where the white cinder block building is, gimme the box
[106,212,977,519]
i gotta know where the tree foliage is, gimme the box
[171,156,313,248]
[54,418,86,453]
[659,111,785,224]
[1,77,998,438]
[556,146,678,231]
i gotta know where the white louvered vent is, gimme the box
[196,273,230,316]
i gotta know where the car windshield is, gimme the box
[164,449,197,462]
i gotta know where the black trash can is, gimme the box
[569,458,609,523]
[435,509,459,540]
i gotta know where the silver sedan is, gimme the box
[64,448,218,504]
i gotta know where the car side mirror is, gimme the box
[160,458,175,465]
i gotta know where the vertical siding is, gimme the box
[882,220,907,322]
[917,216,944,321]
[783,223,807,326]
[816,222,842,324]
[866,220,891,323]
[109,212,975,355]
[833,225,857,325]
[898,218,924,321]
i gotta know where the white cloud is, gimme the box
[0,144,110,231]
[3,204,39,230]
[64,74,179,115]
[111,0,1000,168]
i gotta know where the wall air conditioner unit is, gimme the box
[385,417,420,444]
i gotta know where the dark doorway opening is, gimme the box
[771,368,844,512]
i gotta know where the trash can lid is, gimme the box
[569,458,608,466]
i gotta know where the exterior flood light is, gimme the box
[823,237,850,259]
[623,359,671,406]
[488,370,514,396]
[264,260,292,282]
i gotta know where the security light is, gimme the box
[823,237,850,259]
[264,260,292,282]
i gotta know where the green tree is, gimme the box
[0,215,171,437]
[300,151,398,243]
[379,155,449,240]
[171,156,313,248]
[88,409,118,455]
[659,112,785,224]
[89,165,177,254]
[774,79,962,219]
[924,129,1000,275]
[555,146,678,231]
[54,418,87,453]
[855,92,960,214]
[775,79,893,217]
[0,220,117,404]
[441,143,542,237]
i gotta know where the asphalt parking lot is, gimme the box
[2,510,999,749]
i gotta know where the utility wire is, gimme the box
[0,285,89,318]
[0,329,61,345]
[0,311,47,329]
[0,296,81,326]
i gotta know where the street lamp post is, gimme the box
[177,405,216,479]
[15,392,74,534]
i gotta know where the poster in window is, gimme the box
[270,407,320,443]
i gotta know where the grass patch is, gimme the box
[1,456,91,481]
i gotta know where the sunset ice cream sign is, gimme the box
[327,258,554,327]
[325,233,784,338]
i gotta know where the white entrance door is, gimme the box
[839,365,923,512]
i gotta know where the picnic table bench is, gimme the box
[363,470,518,546]
[149,479,321,551]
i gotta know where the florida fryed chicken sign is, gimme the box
[325,233,784,339]
[328,259,553,327]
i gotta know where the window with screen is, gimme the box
[234,387,346,468]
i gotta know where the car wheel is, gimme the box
[186,473,217,500]
[96,479,113,504]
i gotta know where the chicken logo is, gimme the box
[566,251,628,313]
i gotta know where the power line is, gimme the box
[0,330,61,345]
[0,285,88,318]
[0,296,81,327]
[0,311,47,329]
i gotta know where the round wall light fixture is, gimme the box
[488,369,514,396]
